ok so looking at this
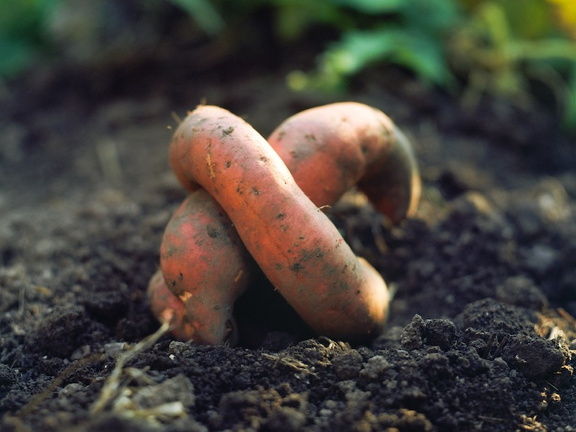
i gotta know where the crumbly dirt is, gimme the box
[1,56,575,432]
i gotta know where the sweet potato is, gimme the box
[168,105,389,340]
[151,102,420,344]
[158,189,255,344]
[267,102,421,223]
[147,268,195,341]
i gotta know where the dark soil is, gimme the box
[1,46,576,432]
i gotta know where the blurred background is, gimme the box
[1,0,576,131]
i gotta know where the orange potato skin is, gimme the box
[267,102,421,223]
[150,102,420,344]
[169,105,389,340]
[147,269,195,341]
[159,189,253,344]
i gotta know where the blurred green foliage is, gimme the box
[0,0,56,77]
[450,0,576,129]
[169,0,224,35]
[285,0,461,91]
[1,0,575,131]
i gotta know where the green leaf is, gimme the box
[490,0,556,39]
[168,0,225,36]
[323,29,399,76]
[400,0,460,35]
[318,27,454,88]
[390,29,456,86]
[0,38,37,77]
[328,0,404,14]
[0,0,56,39]
[0,0,59,77]
[563,61,576,131]
[273,0,345,41]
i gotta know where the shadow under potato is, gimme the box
[234,273,315,349]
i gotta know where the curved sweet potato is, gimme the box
[267,102,421,223]
[168,105,389,340]
[151,102,421,344]
[147,269,195,341]
[159,189,255,344]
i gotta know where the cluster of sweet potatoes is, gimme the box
[147,102,421,345]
